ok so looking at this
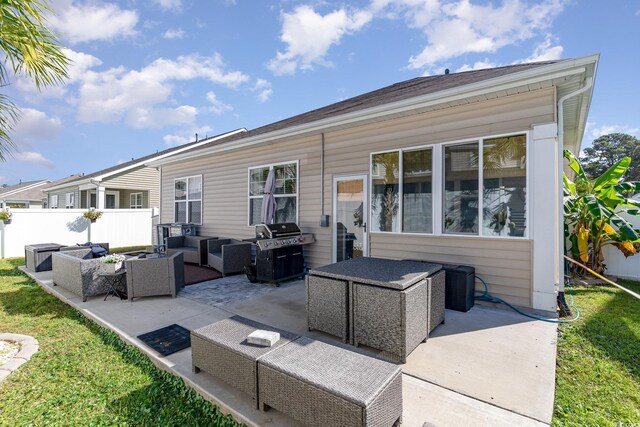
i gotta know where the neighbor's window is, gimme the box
[482,134,527,237]
[443,143,479,234]
[50,194,59,209]
[174,176,202,224]
[248,162,297,225]
[65,192,75,209]
[130,192,143,209]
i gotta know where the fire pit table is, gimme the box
[307,257,444,362]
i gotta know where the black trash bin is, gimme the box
[404,260,475,312]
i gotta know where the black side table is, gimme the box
[100,270,127,301]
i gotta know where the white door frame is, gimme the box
[332,174,368,263]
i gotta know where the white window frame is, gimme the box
[247,160,299,226]
[368,131,529,240]
[130,192,143,209]
[50,194,59,209]
[370,146,435,235]
[174,175,202,225]
[65,192,75,209]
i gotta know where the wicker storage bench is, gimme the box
[306,275,349,342]
[25,243,64,272]
[191,316,299,406]
[258,336,402,427]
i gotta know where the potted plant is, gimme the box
[0,209,12,224]
[101,254,126,274]
[83,209,103,223]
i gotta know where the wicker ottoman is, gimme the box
[25,243,64,272]
[258,337,402,427]
[428,270,446,333]
[306,275,349,342]
[191,316,299,406]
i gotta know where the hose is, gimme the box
[474,275,580,323]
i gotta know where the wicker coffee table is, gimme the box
[258,336,403,427]
[191,315,299,406]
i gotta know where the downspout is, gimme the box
[320,133,329,227]
[556,76,593,314]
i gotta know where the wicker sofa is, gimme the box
[52,248,112,302]
[60,242,109,254]
[207,238,252,276]
[165,236,215,266]
[124,252,185,302]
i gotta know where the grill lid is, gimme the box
[255,223,301,239]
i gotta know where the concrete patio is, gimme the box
[21,267,557,427]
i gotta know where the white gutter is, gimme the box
[557,76,594,293]
[151,55,599,167]
[46,128,247,192]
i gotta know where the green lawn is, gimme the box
[553,280,640,426]
[0,257,241,426]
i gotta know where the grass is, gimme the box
[0,256,242,426]
[553,279,640,426]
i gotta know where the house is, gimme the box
[0,180,51,208]
[148,55,599,312]
[42,129,246,210]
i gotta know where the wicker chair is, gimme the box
[124,252,185,302]
[52,248,112,302]
[165,236,215,266]
[207,238,252,276]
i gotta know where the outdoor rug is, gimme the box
[184,264,222,285]
[137,324,191,356]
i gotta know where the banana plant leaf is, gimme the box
[563,150,588,181]
[592,156,631,192]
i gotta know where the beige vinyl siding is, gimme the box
[47,186,80,209]
[160,87,555,307]
[102,167,159,208]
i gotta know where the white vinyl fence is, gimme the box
[0,209,156,258]
[603,210,640,280]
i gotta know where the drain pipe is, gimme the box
[319,133,329,227]
[557,76,594,314]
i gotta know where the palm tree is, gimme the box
[0,0,69,160]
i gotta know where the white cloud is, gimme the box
[154,0,183,11]
[48,1,138,44]
[268,5,373,75]
[75,53,249,127]
[522,36,563,62]
[163,125,213,147]
[406,0,565,71]
[587,123,640,140]
[206,92,232,114]
[163,28,185,39]
[252,79,273,102]
[13,151,55,169]
[11,108,63,146]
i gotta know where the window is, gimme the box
[369,132,527,239]
[50,194,59,209]
[130,192,143,209]
[248,162,297,225]
[443,143,479,234]
[482,135,527,237]
[371,148,433,233]
[174,176,202,224]
[65,192,75,209]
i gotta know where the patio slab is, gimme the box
[22,267,557,426]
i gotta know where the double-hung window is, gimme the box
[371,147,433,233]
[443,134,527,237]
[174,176,202,224]
[248,161,298,225]
[50,194,59,209]
[65,192,75,209]
[130,192,143,209]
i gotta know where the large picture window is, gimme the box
[248,161,297,225]
[443,143,479,234]
[174,175,202,224]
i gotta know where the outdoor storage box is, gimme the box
[25,243,65,272]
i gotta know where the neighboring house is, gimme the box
[42,129,246,210]
[0,180,50,208]
[149,55,598,313]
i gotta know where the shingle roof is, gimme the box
[0,180,49,202]
[179,61,557,155]
[42,174,84,190]
[0,180,45,195]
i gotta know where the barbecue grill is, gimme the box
[253,223,315,284]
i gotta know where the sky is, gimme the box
[1,0,639,185]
